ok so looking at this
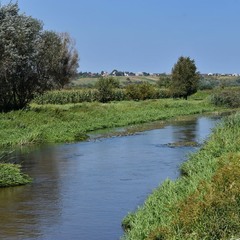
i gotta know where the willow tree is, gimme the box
[0,3,79,111]
[170,56,200,100]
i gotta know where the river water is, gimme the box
[0,116,219,240]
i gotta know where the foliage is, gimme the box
[198,77,218,90]
[154,89,171,99]
[122,113,240,240]
[37,31,79,89]
[0,3,78,112]
[211,89,240,108]
[0,163,31,187]
[156,75,172,88]
[95,77,120,102]
[125,82,157,100]
[170,56,200,99]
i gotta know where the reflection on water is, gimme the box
[0,116,219,240]
[0,148,62,239]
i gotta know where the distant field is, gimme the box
[71,75,160,87]
[70,75,240,88]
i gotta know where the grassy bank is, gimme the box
[122,113,240,240]
[0,94,223,188]
[0,97,220,148]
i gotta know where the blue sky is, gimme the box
[1,0,240,73]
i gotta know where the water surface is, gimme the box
[0,116,219,240]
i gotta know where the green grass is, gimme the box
[0,163,31,187]
[0,97,222,148]
[122,113,240,240]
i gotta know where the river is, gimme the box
[0,116,219,240]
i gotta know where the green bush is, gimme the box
[95,77,120,103]
[198,78,217,90]
[125,82,157,100]
[156,76,171,88]
[211,90,240,108]
[155,88,171,99]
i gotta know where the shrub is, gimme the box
[198,78,217,90]
[156,75,171,88]
[125,82,157,100]
[95,77,120,103]
[155,89,171,99]
[211,90,240,108]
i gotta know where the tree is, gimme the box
[0,3,79,111]
[37,31,79,89]
[170,56,200,100]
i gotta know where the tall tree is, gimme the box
[170,56,200,100]
[0,3,79,111]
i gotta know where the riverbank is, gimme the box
[0,97,222,148]
[0,95,229,187]
[122,112,240,240]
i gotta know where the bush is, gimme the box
[155,88,171,99]
[198,78,217,90]
[211,90,240,108]
[125,82,157,100]
[156,76,172,88]
[95,77,120,103]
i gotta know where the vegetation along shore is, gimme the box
[122,112,240,240]
[1,3,240,239]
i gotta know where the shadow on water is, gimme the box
[0,116,220,240]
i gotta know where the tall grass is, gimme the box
[0,98,220,148]
[122,113,240,240]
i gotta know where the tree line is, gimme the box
[0,3,200,111]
